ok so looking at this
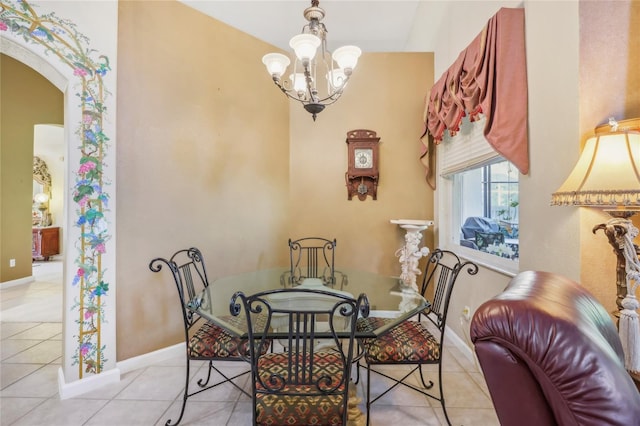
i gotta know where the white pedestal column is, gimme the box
[390,219,434,292]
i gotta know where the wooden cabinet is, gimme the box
[32,227,60,261]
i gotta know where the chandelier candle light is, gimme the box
[261,0,361,121]
[551,117,640,373]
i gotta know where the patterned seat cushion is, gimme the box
[255,351,347,426]
[189,315,269,359]
[356,316,440,364]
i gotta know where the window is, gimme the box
[452,161,519,261]
[438,116,519,272]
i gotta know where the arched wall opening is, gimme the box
[1,1,118,396]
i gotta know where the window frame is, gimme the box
[436,118,519,277]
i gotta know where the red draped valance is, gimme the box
[420,8,529,189]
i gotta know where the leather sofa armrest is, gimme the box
[474,341,555,426]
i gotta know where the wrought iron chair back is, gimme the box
[149,247,250,426]
[356,249,478,426]
[231,288,369,426]
[287,237,337,286]
[153,248,208,329]
[419,249,476,332]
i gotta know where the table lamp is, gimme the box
[34,192,50,227]
[551,118,640,372]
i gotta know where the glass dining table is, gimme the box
[186,267,430,426]
[186,267,431,339]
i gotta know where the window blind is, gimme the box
[440,116,502,177]
[424,8,529,176]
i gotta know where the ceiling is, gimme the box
[179,0,438,53]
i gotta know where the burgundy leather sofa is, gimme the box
[470,270,640,426]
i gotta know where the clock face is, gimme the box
[354,148,373,169]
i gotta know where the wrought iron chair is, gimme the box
[283,237,344,288]
[356,249,478,425]
[460,216,501,250]
[231,287,370,426]
[149,247,253,426]
[474,230,505,251]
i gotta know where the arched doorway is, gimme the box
[1,1,118,394]
[0,53,65,321]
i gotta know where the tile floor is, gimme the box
[1,260,499,425]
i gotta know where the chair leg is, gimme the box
[366,363,451,425]
[197,361,251,397]
[366,363,372,426]
[353,342,365,385]
[417,364,435,390]
[197,360,214,387]
[354,360,361,384]
[165,358,191,426]
[369,365,421,403]
[167,359,251,426]
[437,363,452,426]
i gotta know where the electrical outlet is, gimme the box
[462,305,471,321]
[9,258,16,268]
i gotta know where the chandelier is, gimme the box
[261,0,362,121]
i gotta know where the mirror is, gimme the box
[33,156,52,226]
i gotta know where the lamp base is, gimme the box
[38,207,49,227]
[593,211,639,316]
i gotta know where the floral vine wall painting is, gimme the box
[1,0,112,379]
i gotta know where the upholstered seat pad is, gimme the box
[255,351,347,426]
[189,314,271,359]
[357,317,440,364]
[189,319,246,358]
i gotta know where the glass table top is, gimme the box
[188,268,430,338]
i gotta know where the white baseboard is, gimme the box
[58,367,120,400]
[57,343,185,399]
[117,343,185,374]
[0,276,34,289]
[445,325,478,368]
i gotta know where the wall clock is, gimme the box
[345,129,380,201]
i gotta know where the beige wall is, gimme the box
[116,1,291,358]
[288,52,435,277]
[116,2,434,359]
[0,54,63,282]
[579,0,640,314]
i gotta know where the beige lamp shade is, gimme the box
[290,73,308,93]
[551,129,640,208]
[332,45,361,71]
[289,34,321,62]
[262,53,290,78]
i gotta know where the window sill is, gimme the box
[444,243,518,278]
